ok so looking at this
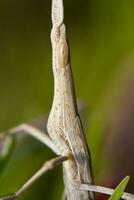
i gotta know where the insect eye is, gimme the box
[58,40,69,68]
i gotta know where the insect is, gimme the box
[0,0,134,200]
[47,0,94,199]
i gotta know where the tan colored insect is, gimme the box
[47,1,94,199]
[0,1,134,200]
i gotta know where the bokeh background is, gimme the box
[0,0,134,199]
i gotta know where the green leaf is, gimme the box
[0,136,14,172]
[108,176,130,200]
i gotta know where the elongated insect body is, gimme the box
[47,23,94,200]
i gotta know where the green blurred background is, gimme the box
[0,0,134,199]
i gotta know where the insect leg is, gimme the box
[0,155,68,200]
[0,123,59,155]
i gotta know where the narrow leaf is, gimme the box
[0,136,14,172]
[108,176,130,200]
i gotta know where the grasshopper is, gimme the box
[0,0,134,200]
[47,0,94,199]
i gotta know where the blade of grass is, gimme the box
[108,176,130,200]
[0,136,14,172]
